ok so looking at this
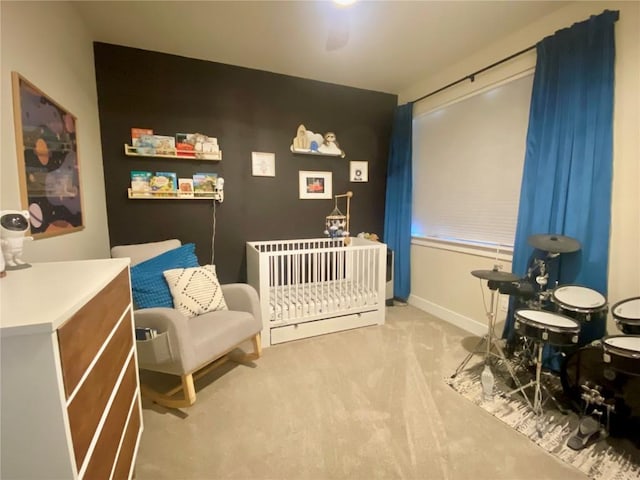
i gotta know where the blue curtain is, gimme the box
[384,102,413,301]
[503,10,618,356]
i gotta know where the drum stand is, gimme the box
[508,340,568,433]
[452,281,533,410]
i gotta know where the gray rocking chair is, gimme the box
[111,239,262,408]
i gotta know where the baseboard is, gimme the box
[408,294,487,337]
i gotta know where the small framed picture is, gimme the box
[252,151,276,177]
[299,171,332,199]
[350,161,368,182]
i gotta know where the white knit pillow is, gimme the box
[163,264,228,318]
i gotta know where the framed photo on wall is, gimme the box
[251,151,276,177]
[11,72,84,239]
[350,161,368,182]
[299,171,332,199]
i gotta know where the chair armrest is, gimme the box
[133,307,195,375]
[222,283,262,323]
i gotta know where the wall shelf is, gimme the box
[128,188,220,200]
[290,146,345,158]
[124,144,222,161]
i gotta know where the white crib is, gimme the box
[246,237,387,347]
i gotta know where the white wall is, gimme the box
[401,1,640,336]
[1,1,110,262]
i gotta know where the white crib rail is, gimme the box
[247,238,386,346]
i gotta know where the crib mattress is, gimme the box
[268,279,378,322]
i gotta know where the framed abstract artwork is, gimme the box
[11,72,84,239]
[299,171,332,199]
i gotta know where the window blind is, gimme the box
[412,73,533,248]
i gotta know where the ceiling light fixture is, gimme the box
[333,0,357,7]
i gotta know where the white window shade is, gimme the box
[412,73,533,248]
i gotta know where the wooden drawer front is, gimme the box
[67,314,134,470]
[58,268,130,397]
[81,356,137,480]
[111,404,141,480]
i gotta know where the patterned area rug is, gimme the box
[446,361,640,480]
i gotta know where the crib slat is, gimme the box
[248,238,385,334]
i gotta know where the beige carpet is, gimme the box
[135,305,594,479]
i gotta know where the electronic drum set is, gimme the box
[453,233,640,449]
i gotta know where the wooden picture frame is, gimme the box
[299,171,332,199]
[11,72,84,239]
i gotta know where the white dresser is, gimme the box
[1,259,143,479]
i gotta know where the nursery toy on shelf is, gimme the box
[317,131,342,156]
[291,124,346,157]
[1,210,33,270]
[324,191,353,244]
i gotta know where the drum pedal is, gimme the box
[567,383,616,450]
[567,416,605,450]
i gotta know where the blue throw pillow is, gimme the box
[130,243,199,309]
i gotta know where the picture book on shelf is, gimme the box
[193,173,218,196]
[178,178,194,198]
[130,171,152,195]
[175,133,196,157]
[175,133,219,158]
[131,128,153,146]
[136,134,176,155]
[150,172,178,196]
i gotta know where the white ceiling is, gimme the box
[73,1,569,95]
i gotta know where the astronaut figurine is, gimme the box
[1,210,33,270]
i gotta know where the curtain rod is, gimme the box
[412,44,537,104]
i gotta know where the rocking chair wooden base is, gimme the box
[140,333,261,409]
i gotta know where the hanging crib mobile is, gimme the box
[324,191,353,244]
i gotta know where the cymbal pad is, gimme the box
[528,234,581,253]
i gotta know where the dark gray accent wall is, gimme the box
[94,43,396,283]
